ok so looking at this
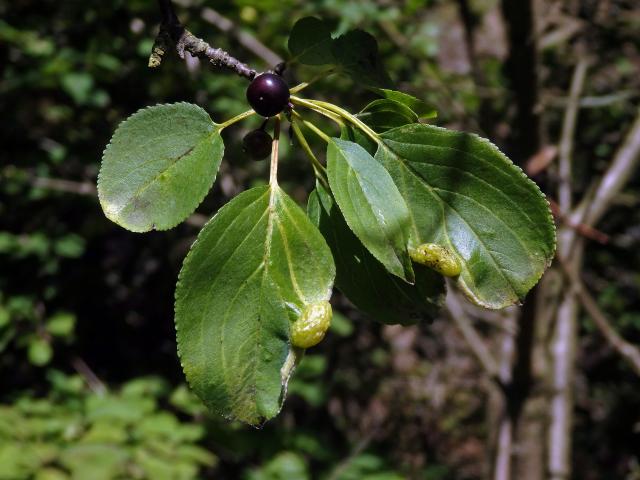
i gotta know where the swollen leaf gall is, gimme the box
[409,243,462,277]
[290,301,332,349]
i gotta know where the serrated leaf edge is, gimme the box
[174,186,331,426]
[379,123,557,309]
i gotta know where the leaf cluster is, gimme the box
[95,16,556,426]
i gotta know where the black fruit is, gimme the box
[242,129,272,160]
[246,73,290,117]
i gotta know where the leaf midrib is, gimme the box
[111,133,219,219]
[106,112,214,185]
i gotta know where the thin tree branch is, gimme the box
[201,7,282,67]
[150,0,257,80]
[493,321,517,480]
[548,199,609,244]
[558,57,589,214]
[580,107,640,227]
[71,356,107,395]
[445,294,503,388]
[21,172,208,227]
[557,256,640,376]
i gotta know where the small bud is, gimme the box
[290,301,332,349]
[409,243,461,277]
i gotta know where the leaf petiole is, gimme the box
[269,115,281,186]
[291,96,380,146]
[305,98,381,145]
[290,96,344,127]
[298,116,332,144]
[218,109,256,130]
[290,113,330,190]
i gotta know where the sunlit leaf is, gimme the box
[376,124,556,308]
[175,186,335,425]
[98,103,223,232]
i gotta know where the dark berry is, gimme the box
[246,73,290,117]
[242,129,272,160]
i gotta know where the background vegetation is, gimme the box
[1,0,639,478]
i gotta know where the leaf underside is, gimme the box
[98,103,223,232]
[375,123,556,309]
[175,186,335,425]
[308,184,445,325]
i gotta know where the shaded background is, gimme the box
[1,0,639,479]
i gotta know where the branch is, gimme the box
[557,256,640,376]
[558,57,589,214]
[548,199,609,244]
[445,293,503,388]
[201,7,282,67]
[580,107,640,226]
[71,356,107,395]
[150,0,257,80]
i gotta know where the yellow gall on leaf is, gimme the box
[291,301,332,349]
[410,243,461,277]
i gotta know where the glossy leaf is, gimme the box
[373,88,437,119]
[98,103,223,232]
[331,30,393,88]
[375,124,556,308]
[358,99,418,133]
[175,186,335,425]
[327,138,414,283]
[288,17,334,65]
[308,184,445,325]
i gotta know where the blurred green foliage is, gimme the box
[0,374,215,480]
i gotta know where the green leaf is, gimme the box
[247,451,310,480]
[61,72,94,105]
[327,138,414,283]
[373,88,437,119]
[98,103,223,232]
[175,186,335,425]
[331,30,393,89]
[358,99,418,133]
[308,184,444,324]
[59,444,128,480]
[46,312,75,337]
[53,234,85,258]
[28,337,53,366]
[376,124,556,308]
[288,17,335,65]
